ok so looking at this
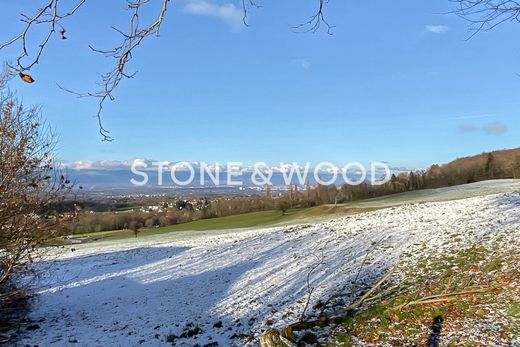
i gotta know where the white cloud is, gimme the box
[60,159,152,170]
[425,25,450,34]
[293,58,311,70]
[183,1,243,30]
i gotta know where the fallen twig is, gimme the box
[335,259,400,315]
[392,287,493,310]
[260,259,401,345]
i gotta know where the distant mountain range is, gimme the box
[61,159,407,195]
[62,148,520,196]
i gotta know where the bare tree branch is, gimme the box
[292,0,335,34]
[450,0,520,39]
[0,0,337,140]
[59,0,171,141]
[1,0,87,72]
[0,0,171,141]
[241,0,262,26]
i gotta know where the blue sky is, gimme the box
[1,0,519,168]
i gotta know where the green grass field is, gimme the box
[71,205,373,242]
[73,209,297,241]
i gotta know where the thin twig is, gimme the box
[292,0,335,34]
[300,251,325,320]
[392,287,493,310]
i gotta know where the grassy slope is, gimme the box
[73,210,289,241]
[74,206,374,241]
[72,179,520,242]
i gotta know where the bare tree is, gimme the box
[0,1,333,141]
[128,220,142,238]
[513,156,520,179]
[276,200,290,215]
[0,74,71,307]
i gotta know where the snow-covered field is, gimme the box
[22,192,520,346]
[341,179,520,208]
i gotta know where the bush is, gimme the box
[0,85,70,309]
